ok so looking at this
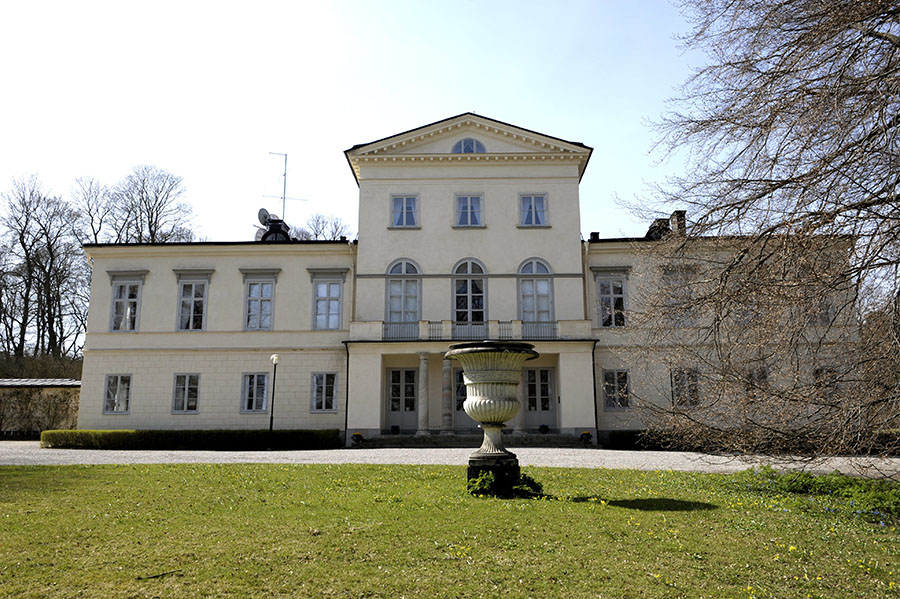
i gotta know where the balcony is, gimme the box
[367,320,584,342]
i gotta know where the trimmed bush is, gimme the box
[40,429,341,451]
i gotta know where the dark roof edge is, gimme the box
[83,239,352,249]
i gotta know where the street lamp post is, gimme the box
[268,354,280,448]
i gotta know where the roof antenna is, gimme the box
[269,152,287,220]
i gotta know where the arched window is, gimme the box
[518,259,553,337]
[451,138,486,154]
[452,259,486,339]
[386,260,420,325]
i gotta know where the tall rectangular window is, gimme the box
[241,373,268,412]
[172,374,200,413]
[456,195,482,226]
[311,373,337,412]
[110,282,141,331]
[520,195,547,226]
[597,276,626,327]
[103,374,132,414]
[314,281,342,330]
[391,195,418,227]
[603,369,629,409]
[671,368,700,407]
[246,280,274,330]
[178,281,207,330]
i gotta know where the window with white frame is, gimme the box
[386,260,420,323]
[241,373,268,412]
[314,279,342,330]
[172,373,200,413]
[518,259,553,322]
[241,268,280,331]
[108,270,147,332]
[603,369,629,409]
[520,195,547,226]
[671,368,700,407]
[597,275,626,328]
[663,266,697,327]
[391,196,418,227]
[103,374,132,413]
[311,373,337,412]
[451,138,486,153]
[455,195,483,227]
[453,259,486,324]
[177,280,207,330]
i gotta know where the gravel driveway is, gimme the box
[2,441,897,476]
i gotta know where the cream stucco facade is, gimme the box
[79,113,771,443]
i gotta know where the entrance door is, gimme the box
[523,368,555,430]
[453,369,478,432]
[386,369,417,431]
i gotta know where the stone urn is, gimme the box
[444,341,539,488]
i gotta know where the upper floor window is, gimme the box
[391,195,418,227]
[597,276,626,328]
[518,258,553,324]
[107,270,147,332]
[241,268,280,331]
[174,269,213,331]
[387,260,420,323]
[456,195,483,227]
[314,280,342,330]
[663,266,697,327]
[453,259,486,324]
[520,195,547,227]
[451,138,486,153]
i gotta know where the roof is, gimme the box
[0,378,81,387]
[83,239,350,249]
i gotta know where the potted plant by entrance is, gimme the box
[538,424,550,434]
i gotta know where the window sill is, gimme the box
[451,224,486,229]
[603,406,630,412]
[102,411,130,415]
[517,224,551,229]
[172,411,199,415]
[311,409,338,414]
[387,226,421,230]
[240,409,269,414]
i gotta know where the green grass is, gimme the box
[0,465,897,598]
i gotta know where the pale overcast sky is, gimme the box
[0,1,698,241]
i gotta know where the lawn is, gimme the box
[0,464,897,598]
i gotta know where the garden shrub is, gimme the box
[40,429,341,451]
[467,470,545,499]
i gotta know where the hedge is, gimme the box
[40,429,341,451]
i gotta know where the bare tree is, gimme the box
[71,177,113,245]
[633,1,900,460]
[110,165,194,243]
[289,213,351,241]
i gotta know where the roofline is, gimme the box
[344,112,594,186]
[83,239,352,249]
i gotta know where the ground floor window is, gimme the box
[671,368,700,407]
[242,373,268,412]
[388,369,417,413]
[103,374,131,414]
[525,368,554,412]
[172,374,200,413]
[603,369,629,409]
[312,373,337,412]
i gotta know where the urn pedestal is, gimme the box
[444,341,539,492]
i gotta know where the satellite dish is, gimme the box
[254,228,265,241]
[257,208,270,226]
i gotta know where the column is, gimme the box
[415,352,430,436]
[441,358,453,434]
[512,372,525,434]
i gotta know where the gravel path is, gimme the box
[2,441,898,476]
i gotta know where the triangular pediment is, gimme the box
[344,113,593,184]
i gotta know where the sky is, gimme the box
[0,1,700,242]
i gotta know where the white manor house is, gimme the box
[78,114,700,444]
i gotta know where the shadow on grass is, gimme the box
[571,496,718,511]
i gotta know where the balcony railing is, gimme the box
[382,322,419,341]
[521,321,558,340]
[380,320,564,341]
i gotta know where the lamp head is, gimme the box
[270,353,280,365]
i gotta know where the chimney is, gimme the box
[589,232,600,242]
[669,210,686,235]
[646,218,671,240]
